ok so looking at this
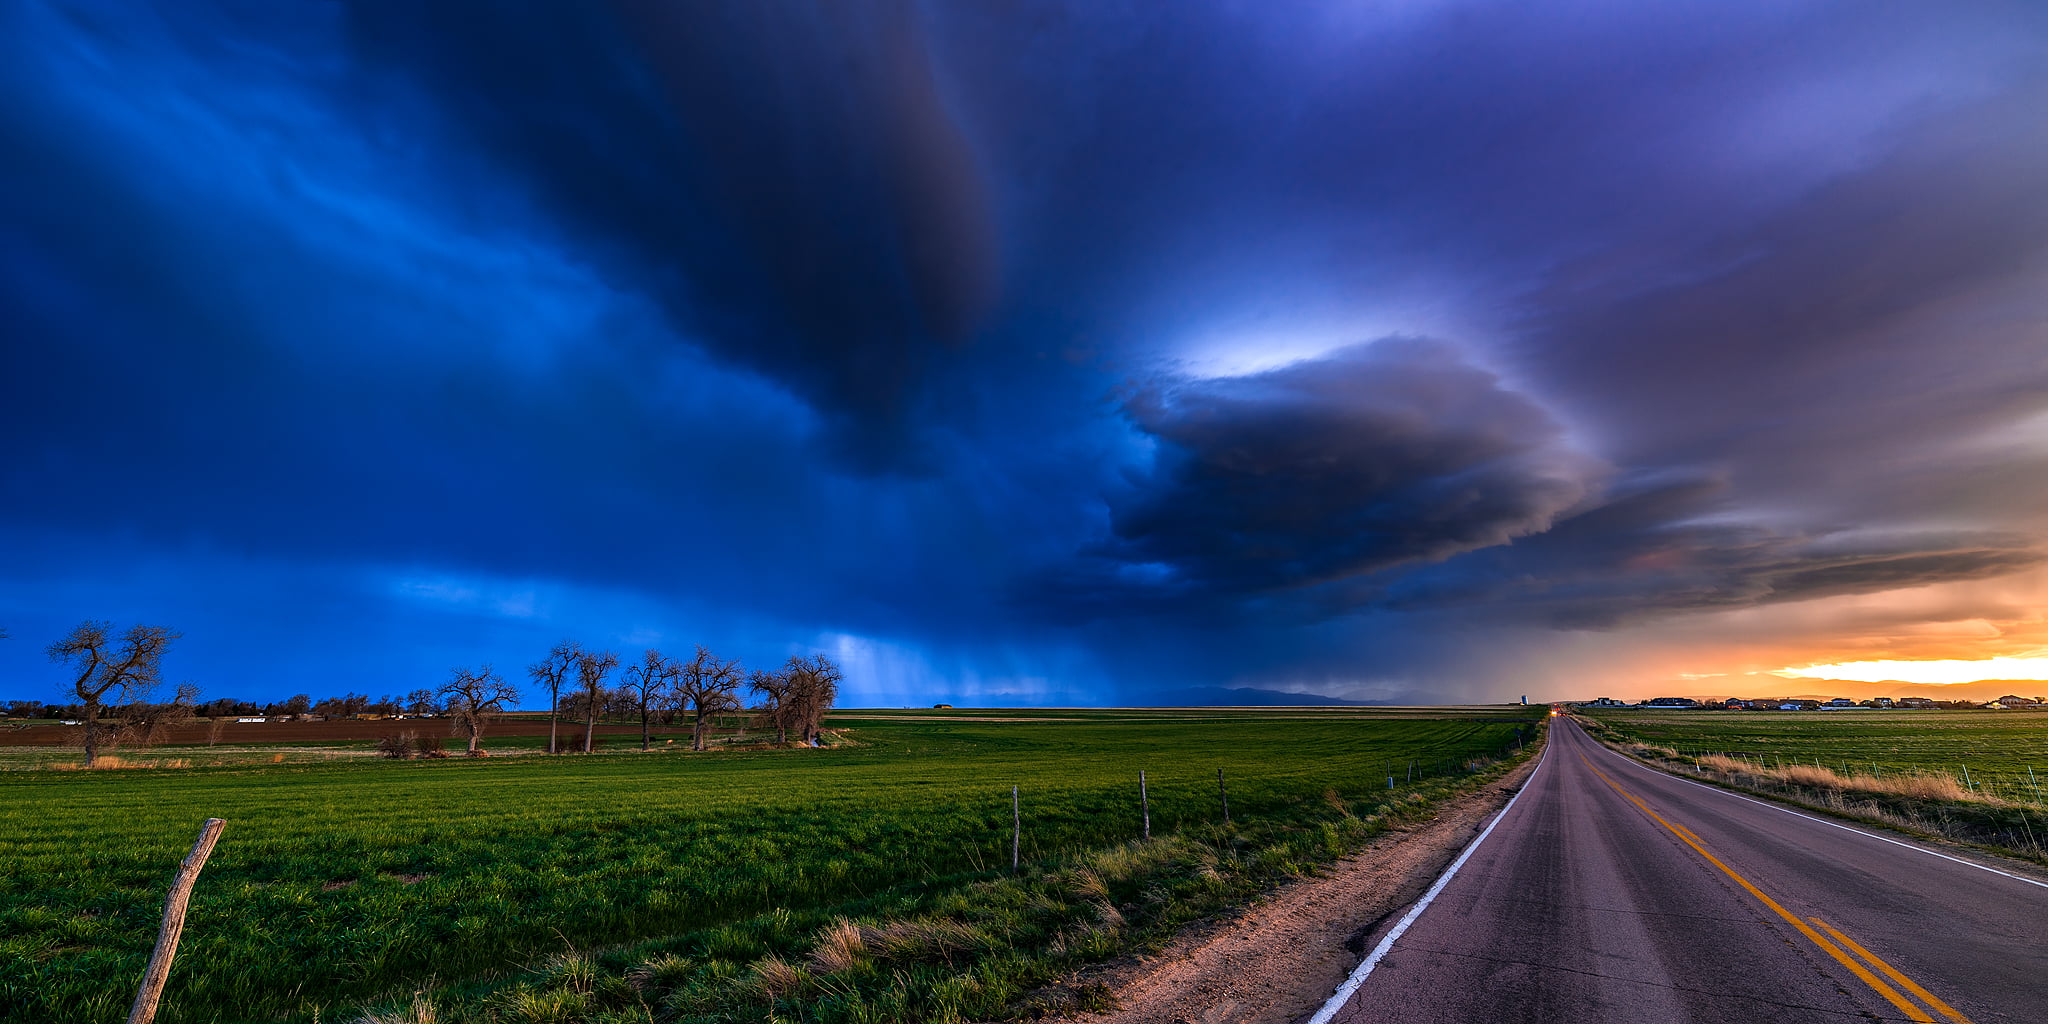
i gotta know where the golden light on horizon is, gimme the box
[1772,656,2048,687]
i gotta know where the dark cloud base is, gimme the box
[4,1,2046,703]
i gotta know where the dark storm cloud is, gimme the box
[5,0,2048,703]
[342,1,997,462]
[1095,338,1593,594]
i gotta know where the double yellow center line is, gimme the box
[1579,754,1974,1024]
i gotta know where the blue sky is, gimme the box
[6,1,2048,706]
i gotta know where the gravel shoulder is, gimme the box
[1043,753,1543,1024]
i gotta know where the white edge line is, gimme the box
[1583,721,2048,891]
[1303,739,1549,1024]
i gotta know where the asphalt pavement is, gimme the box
[1319,715,2048,1023]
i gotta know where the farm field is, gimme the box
[0,706,1540,1024]
[1577,709,2048,803]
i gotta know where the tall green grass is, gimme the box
[0,708,1538,1024]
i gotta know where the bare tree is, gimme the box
[749,666,797,746]
[619,649,679,751]
[785,653,843,747]
[47,622,181,765]
[672,645,742,751]
[438,665,520,755]
[575,648,619,753]
[119,682,200,749]
[404,688,440,716]
[527,639,578,754]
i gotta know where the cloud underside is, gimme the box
[4,0,2048,700]
[1038,340,2043,627]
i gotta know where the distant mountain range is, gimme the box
[1125,686,1386,707]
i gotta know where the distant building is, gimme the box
[1645,696,1701,708]
[1897,697,1937,709]
[1822,697,1858,708]
[1579,697,1630,707]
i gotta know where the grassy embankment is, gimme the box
[0,707,1542,1024]
[1576,709,2048,864]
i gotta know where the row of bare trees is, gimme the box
[525,641,840,754]
[26,620,843,762]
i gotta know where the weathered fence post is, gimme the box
[1139,770,1150,840]
[1216,768,1230,824]
[128,818,226,1024]
[1011,785,1020,873]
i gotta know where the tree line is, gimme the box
[9,621,842,764]
[516,640,840,755]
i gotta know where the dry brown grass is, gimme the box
[858,916,990,965]
[1323,788,1354,817]
[46,756,195,771]
[1694,754,1991,805]
[1065,867,1111,903]
[808,918,869,973]
[748,955,805,999]
[351,996,438,1024]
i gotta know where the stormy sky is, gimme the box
[5,0,2047,705]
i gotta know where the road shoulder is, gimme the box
[1043,753,1543,1024]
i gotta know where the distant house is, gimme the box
[1645,696,1701,708]
[1896,697,1937,709]
[1861,697,1894,708]
[1989,695,2040,709]
[1579,697,1630,707]
[1778,703,1807,711]
[237,717,267,723]
[1821,698,1859,709]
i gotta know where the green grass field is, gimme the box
[0,707,1540,1024]
[1578,709,2048,802]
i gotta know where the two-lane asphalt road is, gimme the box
[1319,717,2048,1023]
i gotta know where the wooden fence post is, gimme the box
[1139,770,1150,840]
[128,818,226,1024]
[1216,768,1230,824]
[1011,785,1020,873]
